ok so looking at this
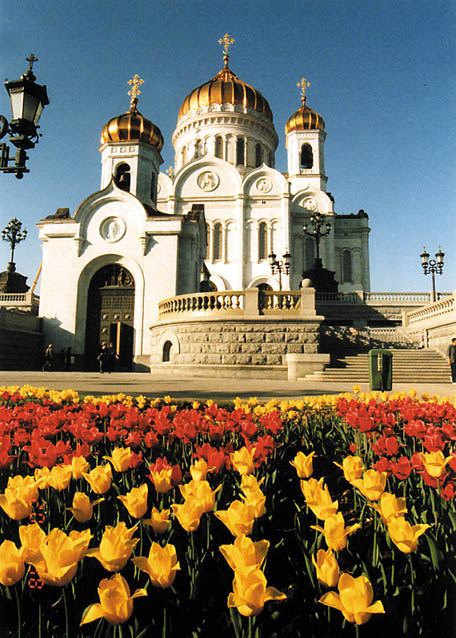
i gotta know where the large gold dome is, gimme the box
[285,103,325,134]
[178,65,273,122]
[100,104,164,151]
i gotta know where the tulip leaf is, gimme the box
[425,535,443,572]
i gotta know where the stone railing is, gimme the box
[406,294,455,326]
[260,291,302,314]
[159,291,246,319]
[0,292,40,315]
[403,293,456,354]
[316,291,446,305]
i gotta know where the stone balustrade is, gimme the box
[0,292,40,315]
[404,293,456,355]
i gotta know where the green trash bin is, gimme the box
[368,349,393,391]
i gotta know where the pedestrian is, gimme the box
[107,342,119,372]
[42,344,53,371]
[447,337,456,383]
[64,347,72,370]
[97,342,109,373]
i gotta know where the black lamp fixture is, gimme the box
[420,246,444,302]
[303,211,331,267]
[268,250,291,290]
[0,53,49,178]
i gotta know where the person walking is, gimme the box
[447,337,456,383]
[97,343,109,373]
[42,344,53,371]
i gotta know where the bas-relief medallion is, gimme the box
[100,216,126,243]
[197,171,219,192]
[303,197,318,211]
[255,177,272,193]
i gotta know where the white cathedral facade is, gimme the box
[37,38,370,370]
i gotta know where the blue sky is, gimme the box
[1,0,454,294]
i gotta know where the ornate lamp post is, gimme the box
[0,54,49,178]
[268,250,291,290]
[303,211,331,267]
[2,218,27,273]
[420,246,444,302]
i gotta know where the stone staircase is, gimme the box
[307,348,452,384]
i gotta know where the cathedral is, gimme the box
[37,35,370,370]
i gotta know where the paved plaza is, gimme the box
[0,371,454,402]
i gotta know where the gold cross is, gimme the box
[218,32,235,56]
[166,165,175,178]
[128,74,144,110]
[297,77,311,104]
[26,53,38,72]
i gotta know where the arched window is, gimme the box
[236,138,245,165]
[255,143,262,167]
[162,341,173,362]
[215,136,223,159]
[300,144,313,169]
[258,222,268,260]
[181,146,186,165]
[342,250,352,283]
[114,163,131,192]
[213,223,223,261]
[195,139,203,158]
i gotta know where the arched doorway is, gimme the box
[85,264,135,371]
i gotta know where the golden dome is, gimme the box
[178,64,273,122]
[285,104,325,135]
[100,103,164,151]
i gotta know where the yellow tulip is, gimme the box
[70,455,90,479]
[67,492,104,523]
[227,568,286,616]
[214,500,256,537]
[143,507,171,534]
[48,464,73,490]
[311,512,361,551]
[0,540,25,586]
[369,492,407,525]
[103,447,132,472]
[29,528,92,586]
[334,456,364,484]
[290,451,315,479]
[82,464,112,494]
[18,523,46,563]
[319,573,385,625]
[312,549,340,587]
[387,516,431,553]
[240,475,266,518]
[0,475,38,520]
[34,466,52,489]
[352,470,387,501]
[117,483,149,519]
[149,468,174,494]
[86,522,139,571]
[301,477,339,520]
[171,500,205,532]
[179,479,221,513]
[80,573,147,626]
[418,451,451,478]
[190,458,212,481]
[132,542,180,588]
[219,534,269,573]
[230,446,256,476]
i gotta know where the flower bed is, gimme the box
[0,385,455,637]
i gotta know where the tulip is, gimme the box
[0,540,25,586]
[319,573,385,625]
[301,477,339,520]
[80,573,147,626]
[67,492,104,523]
[214,500,256,537]
[34,466,52,489]
[86,522,139,572]
[179,479,221,513]
[29,528,92,586]
[18,523,46,563]
[132,542,180,588]
[117,483,149,519]
[290,451,315,479]
[230,446,256,476]
[369,492,407,525]
[103,447,132,472]
[70,455,90,479]
[171,500,205,532]
[418,451,451,479]
[311,512,361,551]
[312,549,340,587]
[143,507,171,534]
[352,469,387,501]
[219,534,269,573]
[82,464,112,494]
[240,475,266,518]
[227,568,286,616]
[190,458,213,481]
[387,516,431,553]
[334,456,364,484]
[0,475,38,520]
[48,464,73,490]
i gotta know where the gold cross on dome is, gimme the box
[297,77,311,104]
[218,33,235,56]
[128,74,144,110]
[166,165,175,178]
[26,53,38,72]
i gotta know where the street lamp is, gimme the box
[420,246,444,302]
[303,211,331,266]
[0,53,49,178]
[268,250,291,290]
[2,218,27,273]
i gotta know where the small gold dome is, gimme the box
[285,103,325,135]
[178,65,273,122]
[100,104,164,151]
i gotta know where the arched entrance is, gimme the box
[85,264,135,371]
